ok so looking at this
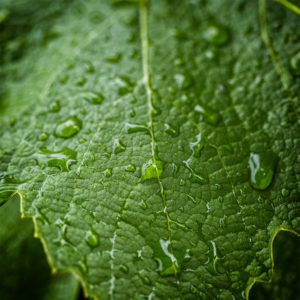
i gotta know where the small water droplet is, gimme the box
[38,132,49,141]
[174,74,192,89]
[116,76,134,96]
[141,160,163,182]
[140,275,151,285]
[49,100,60,112]
[77,256,88,273]
[125,164,136,172]
[106,52,122,63]
[183,160,207,184]
[139,200,147,209]
[83,92,104,104]
[190,285,198,294]
[79,138,86,144]
[215,183,222,190]
[113,138,126,154]
[194,104,221,125]
[164,123,179,137]
[59,74,69,84]
[85,228,99,247]
[127,32,136,42]
[281,188,290,197]
[130,109,136,117]
[76,76,86,86]
[203,23,229,46]
[126,123,149,134]
[83,61,95,73]
[55,116,82,138]
[289,51,300,76]
[36,147,77,171]
[180,179,186,186]
[157,239,180,275]
[104,168,112,177]
[190,133,206,157]
[120,264,129,273]
[248,152,277,190]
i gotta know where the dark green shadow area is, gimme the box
[0,196,79,300]
[250,230,300,300]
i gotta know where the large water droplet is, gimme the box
[289,51,300,76]
[164,123,179,137]
[190,133,206,157]
[83,92,104,105]
[194,104,221,125]
[203,23,229,46]
[141,160,163,182]
[85,228,99,247]
[36,147,77,171]
[55,116,82,138]
[248,152,277,190]
[113,138,126,154]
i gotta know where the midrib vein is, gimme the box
[139,1,179,274]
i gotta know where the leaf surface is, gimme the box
[0,0,300,299]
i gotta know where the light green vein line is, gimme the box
[276,0,300,15]
[259,0,300,120]
[139,1,180,276]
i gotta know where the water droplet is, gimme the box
[126,123,149,134]
[36,147,77,171]
[281,188,290,197]
[77,256,88,273]
[248,152,277,190]
[113,138,126,154]
[174,74,192,89]
[38,132,49,141]
[104,168,112,177]
[85,228,99,247]
[83,61,95,73]
[55,116,82,138]
[194,104,221,125]
[76,76,86,86]
[164,123,179,137]
[180,179,186,186]
[49,100,60,112]
[79,138,86,144]
[83,92,104,105]
[130,109,136,117]
[106,52,122,63]
[289,51,300,76]
[215,183,222,190]
[125,164,136,172]
[115,76,134,96]
[203,23,229,46]
[139,200,147,209]
[140,275,151,285]
[141,160,163,182]
[190,133,206,157]
[127,32,136,43]
[157,239,180,276]
[183,160,207,184]
[120,264,129,273]
[190,285,198,294]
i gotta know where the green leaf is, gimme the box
[0,0,300,299]
[0,197,79,300]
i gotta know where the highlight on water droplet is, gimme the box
[248,152,277,190]
[141,160,163,182]
[35,147,77,172]
[194,104,221,125]
[55,116,82,138]
[164,123,179,137]
[113,138,126,154]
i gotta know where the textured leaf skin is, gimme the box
[0,0,300,299]
[250,231,300,300]
[0,197,79,300]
